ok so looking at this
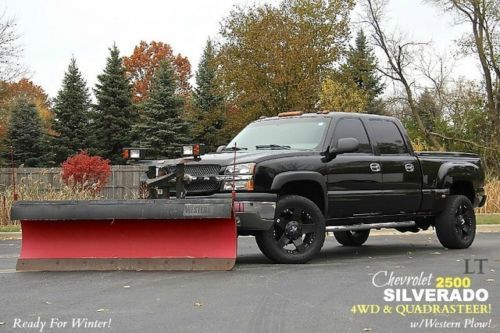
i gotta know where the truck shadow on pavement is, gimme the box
[236,237,458,266]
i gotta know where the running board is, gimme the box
[325,221,416,232]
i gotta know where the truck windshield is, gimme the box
[226,117,330,151]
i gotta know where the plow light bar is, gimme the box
[183,144,204,158]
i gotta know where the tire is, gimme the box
[333,230,370,246]
[435,195,476,249]
[255,195,325,264]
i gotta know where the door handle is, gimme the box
[405,163,415,172]
[370,163,381,172]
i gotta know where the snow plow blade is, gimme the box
[11,199,236,271]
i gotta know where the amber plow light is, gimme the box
[182,144,204,159]
[278,111,303,117]
[122,148,147,160]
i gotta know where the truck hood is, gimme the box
[155,150,318,168]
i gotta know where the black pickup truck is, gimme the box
[131,111,486,264]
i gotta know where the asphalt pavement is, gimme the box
[0,232,499,333]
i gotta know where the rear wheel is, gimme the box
[333,230,370,246]
[435,195,476,249]
[255,195,325,264]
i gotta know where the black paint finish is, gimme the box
[146,112,485,228]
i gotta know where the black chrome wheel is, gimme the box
[273,207,317,254]
[436,195,476,249]
[255,195,325,264]
[454,202,474,242]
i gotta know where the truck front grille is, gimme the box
[184,165,221,177]
[184,164,221,194]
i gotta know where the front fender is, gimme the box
[270,171,328,215]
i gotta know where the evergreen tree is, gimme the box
[92,44,135,164]
[51,57,92,164]
[192,40,225,148]
[6,97,45,166]
[342,29,384,113]
[135,60,190,158]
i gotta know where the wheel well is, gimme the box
[279,181,325,214]
[449,181,475,203]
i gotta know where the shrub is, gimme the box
[61,151,111,193]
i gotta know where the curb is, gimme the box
[2,225,500,240]
[367,224,500,236]
[0,232,21,240]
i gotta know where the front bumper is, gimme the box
[196,193,277,232]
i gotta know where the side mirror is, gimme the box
[322,138,359,162]
[216,145,226,153]
[333,137,359,155]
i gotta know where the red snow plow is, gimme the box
[12,198,236,271]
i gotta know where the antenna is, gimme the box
[231,142,237,205]
[10,146,18,201]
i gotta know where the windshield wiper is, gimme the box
[255,144,291,150]
[223,146,248,151]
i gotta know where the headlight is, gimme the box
[223,163,255,191]
[224,163,255,175]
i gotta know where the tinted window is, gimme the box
[368,119,408,154]
[332,118,372,154]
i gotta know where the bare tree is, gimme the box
[362,0,444,149]
[430,0,499,143]
[417,51,455,111]
[0,10,26,81]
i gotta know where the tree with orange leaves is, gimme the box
[0,78,53,141]
[123,41,192,104]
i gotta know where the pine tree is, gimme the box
[92,44,135,164]
[135,60,190,158]
[416,89,442,131]
[192,40,225,148]
[51,57,92,164]
[6,97,45,166]
[342,29,384,113]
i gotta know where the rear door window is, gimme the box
[368,119,408,154]
[332,118,373,154]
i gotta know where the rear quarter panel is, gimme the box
[416,152,484,212]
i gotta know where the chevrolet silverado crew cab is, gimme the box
[131,111,486,264]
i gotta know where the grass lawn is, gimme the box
[476,214,500,224]
[0,225,21,232]
[0,214,498,232]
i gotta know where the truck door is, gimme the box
[365,118,422,214]
[327,117,383,218]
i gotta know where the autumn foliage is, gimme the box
[0,78,54,140]
[61,151,111,193]
[123,41,191,103]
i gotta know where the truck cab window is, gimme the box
[332,118,372,154]
[368,119,408,154]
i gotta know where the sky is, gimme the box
[1,0,481,99]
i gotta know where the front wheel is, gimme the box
[255,195,325,264]
[435,195,476,249]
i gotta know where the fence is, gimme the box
[0,165,148,200]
